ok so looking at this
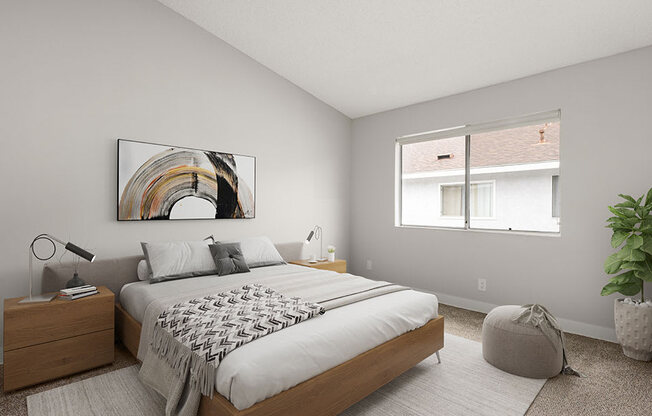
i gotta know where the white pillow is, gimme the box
[141,240,217,283]
[222,236,286,268]
[137,259,151,281]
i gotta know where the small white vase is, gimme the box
[328,252,335,262]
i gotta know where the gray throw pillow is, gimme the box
[209,242,250,276]
[220,236,286,268]
[141,240,217,284]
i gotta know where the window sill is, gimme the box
[396,224,561,238]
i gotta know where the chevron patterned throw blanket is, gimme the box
[149,284,325,398]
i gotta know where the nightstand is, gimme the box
[289,259,347,273]
[3,286,114,391]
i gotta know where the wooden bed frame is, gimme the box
[116,303,444,416]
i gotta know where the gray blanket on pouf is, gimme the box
[512,304,582,377]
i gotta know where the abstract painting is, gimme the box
[117,140,255,220]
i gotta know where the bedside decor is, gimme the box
[304,225,327,261]
[327,245,336,262]
[601,188,652,361]
[118,139,255,220]
[20,234,96,303]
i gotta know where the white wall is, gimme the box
[351,46,652,341]
[0,0,351,361]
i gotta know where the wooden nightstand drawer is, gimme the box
[4,287,114,351]
[3,286,115,391]
[3,329,114,391]
[289,259,347,273]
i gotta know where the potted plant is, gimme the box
[601,188,652,361]
[327,245,336,262]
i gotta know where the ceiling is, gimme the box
[158,1,652,118]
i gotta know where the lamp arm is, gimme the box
[44,234,66,246]
[28,245,33,301]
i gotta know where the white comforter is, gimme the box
[120,264,438,410]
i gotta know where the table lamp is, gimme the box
[20,234,96,303]
[304,225,327,261]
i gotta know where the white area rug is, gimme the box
[27,334,545,416]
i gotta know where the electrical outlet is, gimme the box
[366,259,373,270]
[477,278,487,292]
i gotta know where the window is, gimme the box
[397,110,560,233]
[440,182,494,218]
[552,175,560,218]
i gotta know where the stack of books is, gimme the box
[58,285,98,300]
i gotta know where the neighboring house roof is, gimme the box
[402,122,560,174]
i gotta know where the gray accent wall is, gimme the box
[0,0,351,361]
[350,46,652,341]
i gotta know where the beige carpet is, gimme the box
[2,304,651,415]
[26,334,545,416]
[439,304,652,416]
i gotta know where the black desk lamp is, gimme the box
[20,234,96,303]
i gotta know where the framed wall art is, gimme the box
[117,139,255,220]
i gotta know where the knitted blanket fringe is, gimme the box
[150,325,218,397]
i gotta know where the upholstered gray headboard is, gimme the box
[42,255,143,303]
[41,242,305,304]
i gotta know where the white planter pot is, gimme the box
[614,299,652,361]
[328,252,335,262]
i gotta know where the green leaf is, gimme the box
[620,209,637,218]
[639,204,651,218]
[601,282,622,296]
[615,201,637,209]
[640,218,652,233]
[620,261,645,272]
[612,217,640,229]
[620,282,643,296]
[611,270,638,284]
[638,224,652,234]
[617,246,646,262]
[611,230,630,248]
[641,238,652,255]
[604,252,622,274]
[633,257,652,282]
[609,206,629,219]
[646,188,652,206]
[626,234,644,249]
[601,281,641,297]
[630,248,646,262]
[619,194,637,203]
[635,205,648,218]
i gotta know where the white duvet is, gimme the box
[120,264,438,410]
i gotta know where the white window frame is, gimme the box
[438,180,496,220]
[395,109,561,234]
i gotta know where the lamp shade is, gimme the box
[64,242,96,262]
[305,230,315,244]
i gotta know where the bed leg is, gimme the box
[435,350,441,364]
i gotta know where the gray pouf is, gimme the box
[482,305,563,379]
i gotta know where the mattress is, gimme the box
[120,264,438,410]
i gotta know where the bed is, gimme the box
[43,244,444,416]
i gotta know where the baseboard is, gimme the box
[430,290,618,343]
